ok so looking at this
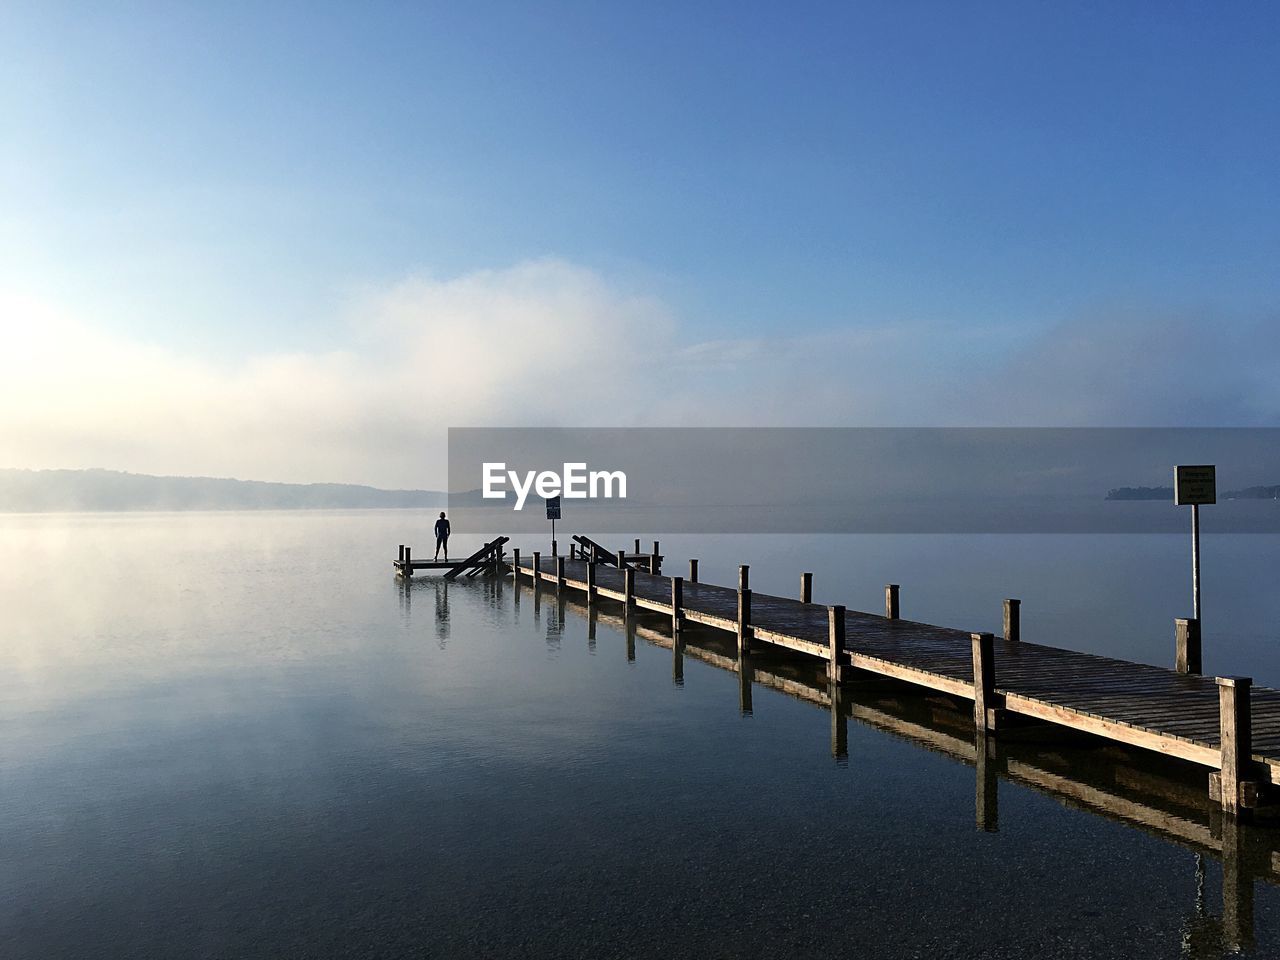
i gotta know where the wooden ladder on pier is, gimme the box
[443,536,510,581]
[571,534,618,566]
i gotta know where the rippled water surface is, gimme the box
[3,512,1280,958]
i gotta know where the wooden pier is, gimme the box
[536,588,1269,951]
[508,541,1280,818]
[394,536,510,581]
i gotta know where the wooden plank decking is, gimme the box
[514,551,1280,806]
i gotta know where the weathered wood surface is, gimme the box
[515,553,1280,785]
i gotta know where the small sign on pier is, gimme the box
[1175,464,1216,505]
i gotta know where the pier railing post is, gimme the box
[512,548,521,579]
[972,632,995,735]
[569,544,576,560]
[623,566,634,611]
[738,565,749,592]
[737,587,752,656]
[404,546,412,578]
[885,584,900,620]
[828,605,846,682]
[652,541,660,575]
[618,548,627,571]
[1004,599,1020,642]
[1217,676,1254,815]
[801,572,813,604]
[634,538,641,554]
[1176,618,1202,675]
[671,576,683,634]
[532,551,541,587]
[689,558,699,583]
[398,544,405,564]
[556,556,566,590]
[586,559,596,603]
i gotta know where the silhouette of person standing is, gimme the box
[434,511,450,561]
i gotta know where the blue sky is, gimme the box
[2,2,1278,484]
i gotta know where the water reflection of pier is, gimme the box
[502,575,1277,956]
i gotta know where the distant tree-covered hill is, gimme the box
[0,469,446,512]
[1105,486,1174,501]
[1225,485,1280,500]
[1106,483,1280,501]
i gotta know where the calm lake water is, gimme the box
[3,511,1280,958]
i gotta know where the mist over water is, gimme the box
[3,511,1280,958]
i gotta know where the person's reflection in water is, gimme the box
[432,579,450,647]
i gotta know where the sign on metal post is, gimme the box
[1174,465,1214,625]
[1175,465,1216,505]
[546,495,561,554]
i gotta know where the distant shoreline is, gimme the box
[0,468,446,513]
[1106,484,1280,501]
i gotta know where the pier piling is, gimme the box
[1004,599,1020,642]
[972,632,996,735]
[886,584,900,620]
[828,605,845,682]
[801,572,813,604]
[1177,618,1202,675]
[1217,676,1253,815]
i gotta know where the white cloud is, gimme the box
[2,263,1273,488]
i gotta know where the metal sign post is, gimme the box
[546,495,561,555]
[1174,465,1215,622]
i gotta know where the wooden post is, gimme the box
[1003,599,1020,642]
[398,544,405,563]
[586,559,596,603]
[827,605,845,682]
[885,584,900,620]
[738,565,749,591]
[801,572,813,604]
[649,553,659,575]
[1176,618,1202,675]
[556,556,566,590]
[972,632,995,735]
[569,544,576,560]
[618,548,627,571]
[689,558,699,583]
[532,551,541,587]
[623,566,634,610]
[403,546,412,578]
[737,587,752,655]
[551,539,557,557]
[671,576,683,634]
[634,538,641,554]
[1217,676,1253,815]
[512,548,521,579]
